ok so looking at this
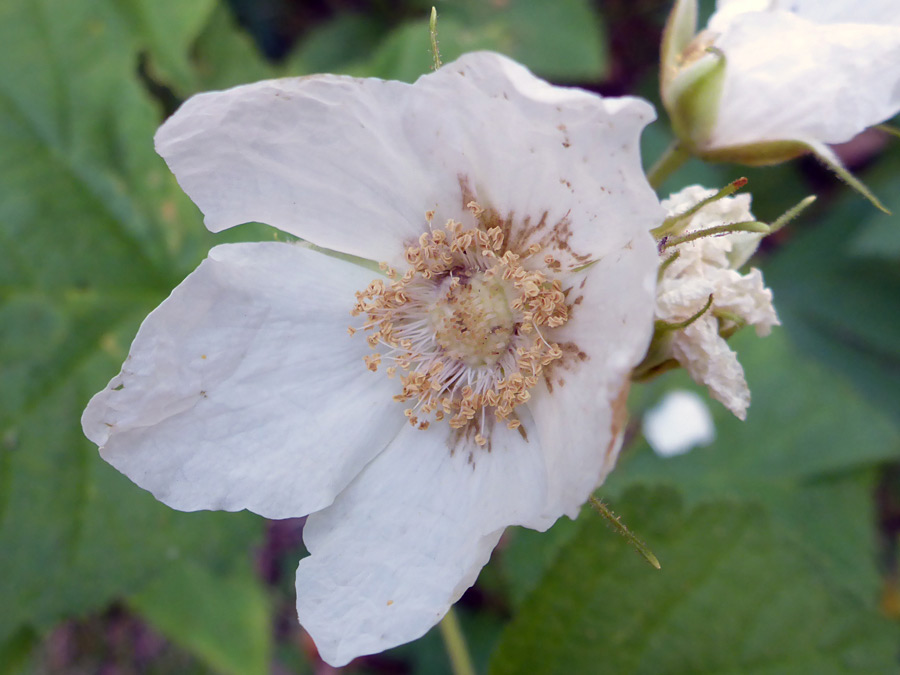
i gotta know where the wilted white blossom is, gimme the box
[655,185,778,419]
[82,53,662,666]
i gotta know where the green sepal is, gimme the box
[665,47,726,151]
[632,295,713,382]
[661,220,768,250]
[713,309,747,339]
[875,123,900,139]
[804,140,891,214]
[660,0,697,92]
[652,177,748,239]
[698,139,811,166]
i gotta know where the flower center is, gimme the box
[428,273,516,368]
[351,207,569,445]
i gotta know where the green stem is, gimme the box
[439,607,476,675]
[876,123,900,140]
[589,497,661,570]
[646,140,690,190]
[767,195,816,235]
[651,177,748,238]
[661,220,768,249]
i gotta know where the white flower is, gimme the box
[662,0,900,163]
[655,185,778,419]
[643,389,715,457]
[81,53,661,666]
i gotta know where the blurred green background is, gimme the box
[1,0,898,673]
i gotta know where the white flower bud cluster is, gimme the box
[656,185,779,419]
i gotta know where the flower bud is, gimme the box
[660,0,900,167]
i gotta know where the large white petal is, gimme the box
[710,0,771,30]
[709,11,900,146]
[295,413,558,667]
[156,52,662,269]
[788,0,900,25]
[82,243,406,519]
[712,1,900,30]
[525,232,658,521]
[155,75,453,264]
[416,53,663,270]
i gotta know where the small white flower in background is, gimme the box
[661,0,900,165]
[81,53,662,666]
[643,389,716,457]
[654,185,778,420]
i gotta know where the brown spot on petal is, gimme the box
[542,342,590,393]
[449,417,495,457]
[604,381,631,466]
[457,175,591,267]
[561,285,584,320]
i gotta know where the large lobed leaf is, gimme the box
[0,0,274,669]
[607,329,899,600]
[764,151,900,426]
[493,326,899,669]
[128,562,272,675]
[490,487,899,675]
[284,0,608,83]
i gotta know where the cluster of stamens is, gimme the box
[350,206,569,446]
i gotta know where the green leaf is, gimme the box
[360,18,448,83]
[608,330,898,599]
[622,330,900,485]
[0,626,38,675]
[461,0,608,81]
[490,487,899,675]
[0,0,263,644]
[0,379,263,642]
[850,215,900,260]
[111,0,217,94]
[191,4,282,91]
[764,157,900,425]
[498,517,581,609]
[128,562,272,675]
[349,0,608,83]
[283,12,385,76]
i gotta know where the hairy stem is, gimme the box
[590,496,661,570]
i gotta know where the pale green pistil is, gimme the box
[428,273,517,368]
